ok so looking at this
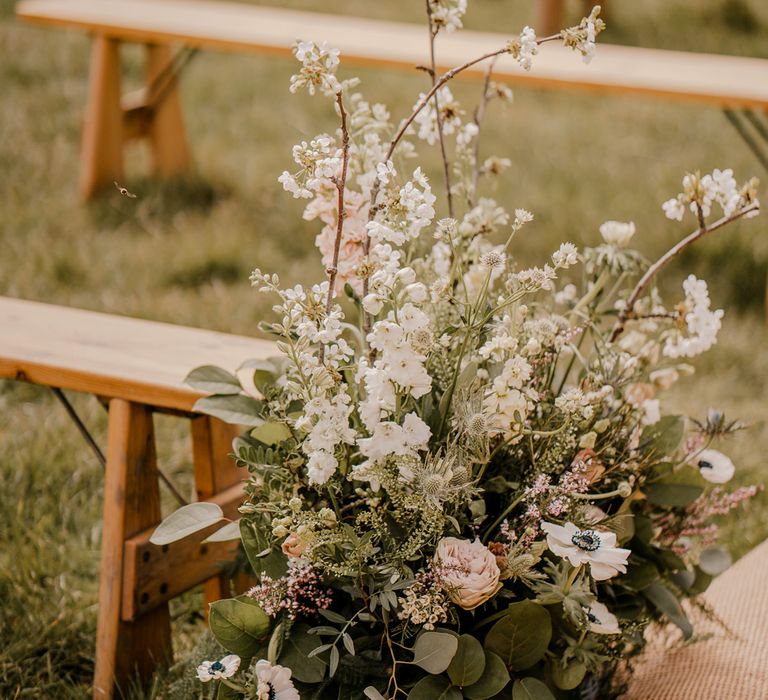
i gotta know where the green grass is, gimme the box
[1,0,768,696]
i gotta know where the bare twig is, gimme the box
[609,202,759,343]
[425,1,454,218]
[469,57,499,207]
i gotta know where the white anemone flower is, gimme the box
[254,660,300,700]
[585,600,620,634]
[196,654,241,682]
[693,449,735,484]
[541,521,631,581]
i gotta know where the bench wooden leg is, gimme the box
[191,416,242,609]
[94,399,172,700]
[80,35,124,201]
[145,44,190,177]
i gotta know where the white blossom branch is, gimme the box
[609,202,760,343]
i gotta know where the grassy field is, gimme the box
[2,0,768,696]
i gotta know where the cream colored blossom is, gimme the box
[435,537,502,609]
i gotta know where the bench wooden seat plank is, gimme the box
[17,0,768,109]
[1,296,273,698]
[0,296,275,411]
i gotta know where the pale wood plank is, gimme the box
[94,399,171,699]
[0,297,276,411]
[16,0,768,108]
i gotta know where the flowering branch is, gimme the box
[426,0,455,218]
[325,91,351,316]
[609,202,759,343]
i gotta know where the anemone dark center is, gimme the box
[211,661,224,672]
[571,529,601,551]
[698,459,713,470]
[586,611,599,624]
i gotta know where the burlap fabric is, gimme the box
[621,538,768,699]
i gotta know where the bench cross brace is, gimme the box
[723,108,768,173]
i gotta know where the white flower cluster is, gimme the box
[428,0,468,33]
[509,26,538,71]
[599,220,635,247]
[278,136,342,200]
[663,275,724,358]
[662,168,759,222]
[296,393,356,485]
[289,40,342,96]
[413,86,464,146]
[561,5,605,64]
[483,354,536,440]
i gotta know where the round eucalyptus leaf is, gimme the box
[209,596,270,656]
[485,601,552,671]
[446,634,486,687]
[149,502,223,545]
[412,631,459,674]
[699,547,732,575]
[550,659,587,690]
[463,651,510,699]
[407,675,462,700]
[512,677,555,700]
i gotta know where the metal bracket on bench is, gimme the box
[724,108,768,173]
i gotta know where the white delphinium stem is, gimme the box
[609,201,759,343]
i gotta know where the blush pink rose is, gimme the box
[281,533,307,559]
[435,537,502,610]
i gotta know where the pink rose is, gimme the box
[281,533,307,559]
[435,537,502,610]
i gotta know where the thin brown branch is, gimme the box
[608,202,760,343]
[426,1,454,217]
[469,56,499,207]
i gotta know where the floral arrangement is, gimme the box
[152,4,762,698]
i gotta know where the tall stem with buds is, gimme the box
[469,57,498,207]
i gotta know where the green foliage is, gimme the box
[446,635,485,687]
[512,677,555,700]
[412,631,459,674]
[639,415,685,458]
[185,365,242,394]
[149,502,225,545]
[408,675,462,700]
[193,394,265,426]
[462,652,510,699]
[642,581,693,640]
[484,601,552,671]
[278,623,327,683]
[208,596,271,655]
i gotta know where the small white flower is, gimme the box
[693,449,735,484]
[405,282,428,303]
[641,398,661,426]
[599,220,635,246]
[197,655,241,682]
[479,250,506,270]
[552,242,579,268]
[585,600,620,634]
[541,521,631,581]
[662,198,685,221]
[362,293,384,315]
[254,660,300,700]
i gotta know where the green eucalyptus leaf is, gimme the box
[511,677,555,700]
[484,601,552,671]
[149,502,224,545]
[209,596,270,656]
[251,421,293,446]
[446,634,485,688]
[643,581,693,639]
[193,394,265,426]
[185,365,242,394]
[202,519,242,543]
[619,560,659,592]
[237,357,283,392]
[644,483,703,507]
[278,623,326,683]
[463,651,510,699]
[699,547,732,576]
[240,520,287,579]
[412,631,459,674]
[407,675,461,700]
[640,415,685,457]
[550,659,587,690]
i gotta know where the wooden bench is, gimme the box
[16,0,768,200]
[0,296,276,699]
